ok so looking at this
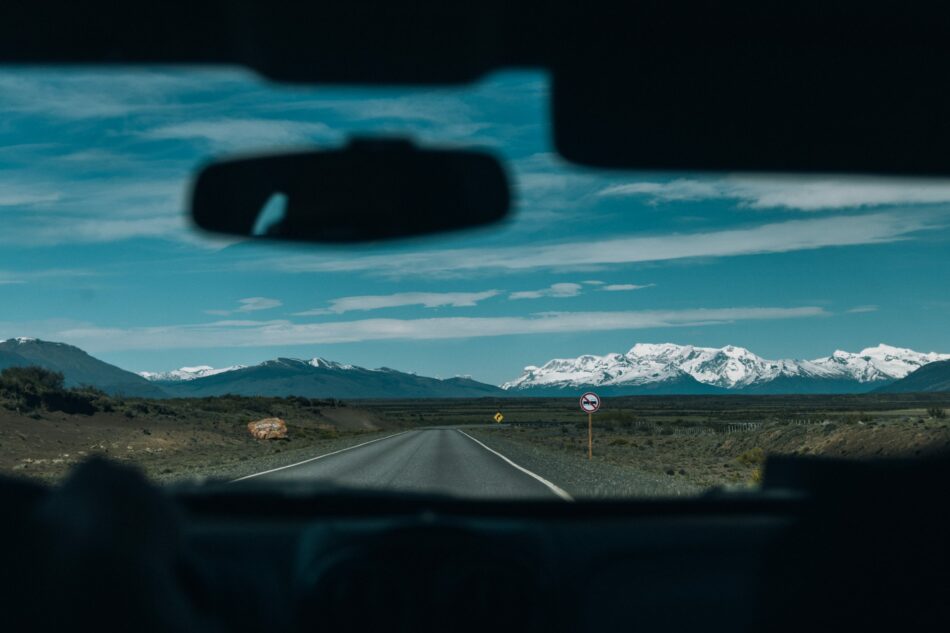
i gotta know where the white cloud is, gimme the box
[141,118,338,150]
[260,212,936,278]
[582,280,605,285]
[41,306,828,352]
[847,305,879,314]
[295,290,500,315]
[206,297,282,316]
[598,176,950,211]
[0,190,62,207]
[602,284,654,292]
[236,297,282,312]
[509,283,583,300]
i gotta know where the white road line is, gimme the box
[456,429,574,502]
[230,430,410,482]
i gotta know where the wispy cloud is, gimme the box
[0,189,62,207]
[0,268,96,285]
[43,306,828,352]
[206,297,283,316]
[0,70,240,120]
[295,290,500,315]
[140,118,339,150]
[847,305,879,314]
[509,283,583,300]
[0,175,211,245]
[259,212,936,278]
[598,176,950,211]
[271,93,477,126]
[602,283,654,292]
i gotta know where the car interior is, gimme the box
[1,2,948,631]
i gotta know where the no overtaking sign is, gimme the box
[580,392,601,413]
[580,392,600,460]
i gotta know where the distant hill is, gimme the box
[0,338,167,397]
[152,357,506,399]
[875,360,950,393]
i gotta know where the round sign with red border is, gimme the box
[579,392,601,413]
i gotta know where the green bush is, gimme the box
[927,407,947,419]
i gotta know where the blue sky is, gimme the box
[0,67,948,384]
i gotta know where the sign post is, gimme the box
[493,412,504,423]
[579,392,601,459]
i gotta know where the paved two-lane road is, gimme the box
[236,428,572,500]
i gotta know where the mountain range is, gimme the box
[501,343,950,395]
[2,337,948,398]
[146,357,504,399]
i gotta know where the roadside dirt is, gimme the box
[0,401,393,483]
[476,415,950,490]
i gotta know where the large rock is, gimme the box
[247,417,288,440]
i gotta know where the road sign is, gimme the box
[494,412,504,423]
[579,392,601,413]
[580,392,600,460]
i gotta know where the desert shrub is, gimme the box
[608,438,629,446]
[750,466,764,485]
[927,407,947,419]
[0,366,65,411]
[736,447,766,467]
[0,366,64,392]
[72,384,107,398]
[0,366,108,415]
[40,390,97,415]
[598,411,641,428]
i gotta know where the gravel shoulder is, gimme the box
[464,426,701,498]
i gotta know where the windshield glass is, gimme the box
[1,67,948,498]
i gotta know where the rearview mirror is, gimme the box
[190,138,511,242]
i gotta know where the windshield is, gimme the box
[1,67,948,498]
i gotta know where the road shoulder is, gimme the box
[464,427,700,498]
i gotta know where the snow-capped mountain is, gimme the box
[308,357,356,371]
[139,365,246,382]
[808,344,949,383]
[502,343,950,394]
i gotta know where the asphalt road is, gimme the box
[240,428,572,500]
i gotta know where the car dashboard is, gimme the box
[2,456,947,632]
